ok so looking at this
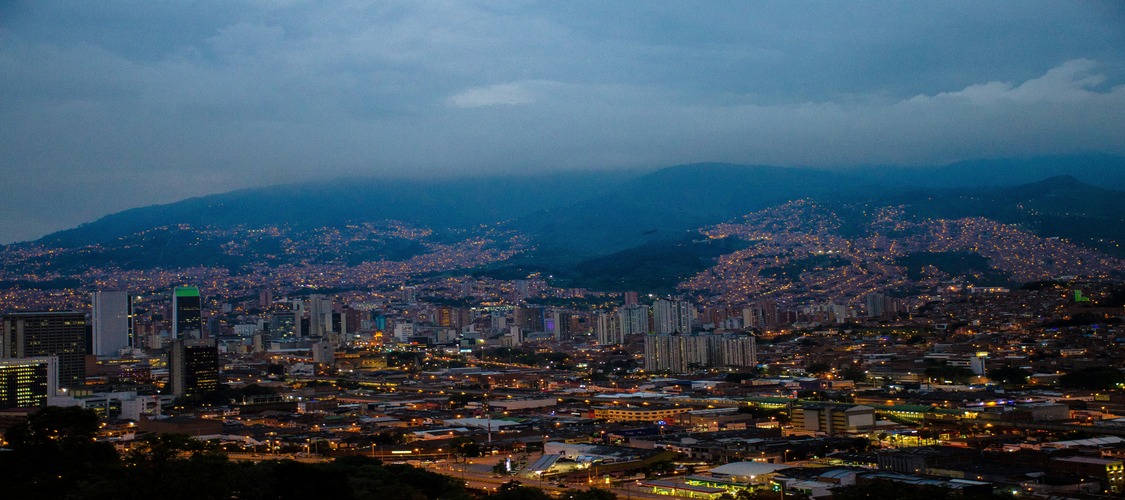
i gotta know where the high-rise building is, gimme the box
[291,299,305,338]
[169,338,218,398]
[712,334,758,368]
[644,332,757,373]
[393,322,414,342]
[308,294,333,337]
[1,312,87,389]
[270,310,296,339]
[172,286,203,339]
[742,300,779,329]
[514,306,544,333]
[0,357,57,409]
[653,299,693,334]
[596,312,623,345]
[545,310,569,341]
[91,291,134,356]
[618,304,650,335]
[643,332,708,373]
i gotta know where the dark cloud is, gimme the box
[1,1,1123,243]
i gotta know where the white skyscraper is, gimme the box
[92,291,133,355]
[308,294,334,337]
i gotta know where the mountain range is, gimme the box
[2,154,1123,295]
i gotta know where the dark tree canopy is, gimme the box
[1,407,475,500]
[1060,366,1125,390]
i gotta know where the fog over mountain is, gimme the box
[2,2,1123,243]
[5,157,1119,291]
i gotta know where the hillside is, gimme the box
[890,175,1125,257]
[0,157,1121,297]
[509,163,869,257]
[37,170,640,248]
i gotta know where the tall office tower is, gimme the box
[307,294,335,338]
[172,286,203,339]
[514,306,544,332]
[345,307,364,335]
[0,357,58,409]
[653,299,693,334]
[558,312,574,341]
[618,303,650,335]
[544,310,561,340]
[91,290,134,355]
[329,311,345,345]
[454,308,471,331]
[1,312,87,388]
[291,299,305,338]
[169,338,218,398]
[438,307,454,327]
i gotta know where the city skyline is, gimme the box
[4,4,1125,498]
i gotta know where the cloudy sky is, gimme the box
[1,1,1124,243]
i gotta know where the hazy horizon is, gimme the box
[2,1,1124,243]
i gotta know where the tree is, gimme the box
[876,432,889,445]
[832,479,961,500]
[805,362,831,376]
[924,363,974,384]
[451,436,481,459]
[987,366,1030,386]
[735,489,788,500]
[563,488,617,500]
[490,485,550,500]
[1,407,119,500]
[4,405,101,451]
[1060,366,1125,390]
[842,365,867,382]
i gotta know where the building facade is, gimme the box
[2,311,87,388]
[644,333,757,373]
[172,286,203,339]
[0,357,58,409]
[92,290,133,355]
[169,338,218,398]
